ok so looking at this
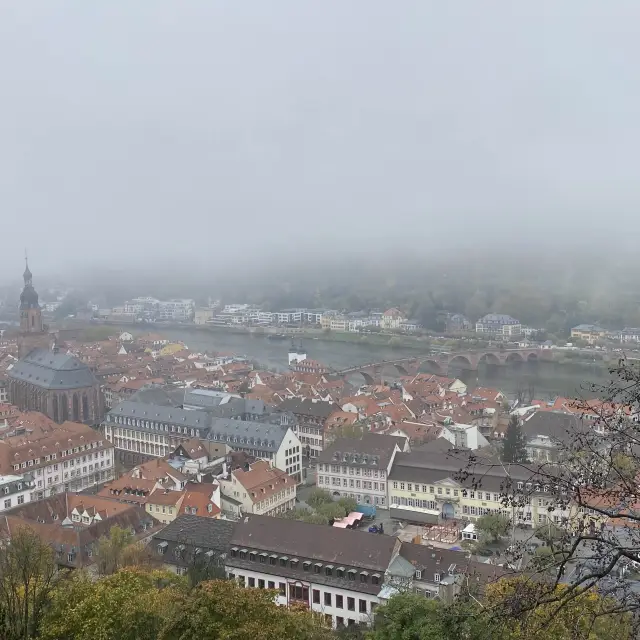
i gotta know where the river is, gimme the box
[136,326,612,400]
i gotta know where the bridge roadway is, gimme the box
[333,348,550,378]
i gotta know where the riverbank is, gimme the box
[92,320,616,371]
[96,320,433,351]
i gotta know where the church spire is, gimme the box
[23,250,32,286]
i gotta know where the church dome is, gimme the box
[20,285,39,309]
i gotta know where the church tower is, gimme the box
[17,258,49,359]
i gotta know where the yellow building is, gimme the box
[570,324,606,344]
[388,451,571,529]
[146,491,184,525]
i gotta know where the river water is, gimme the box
[140,327,612,400]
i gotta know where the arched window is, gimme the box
[52,396,59,423]
[72,394,80,422]
[82,394,89,422]
[61,395,69,422]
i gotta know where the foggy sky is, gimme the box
[0,1,638,281]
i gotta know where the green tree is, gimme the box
[316,502,347,521]
[371,593,483,640]
[41,569,184,640]
[306,488,333,509]
[337,496,358,515]
[0,526,61,640]
[300,512,330,525]
[485,577,632,639]
[501,415,528,463]
[476,513,510,543]
[94,525,153,576]
[159,580,331,640]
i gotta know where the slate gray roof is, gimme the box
[277,398,339,419]
[229,514,396,572]
[400,543,504,585]
[129,385,184,407]
[107,401,211,430]
[206,398,269,420]
[318,433,405,468]
[183,389,238,409]
[522,411,582,443]
[8,348,98,390]
[154,514,236,551]
[206,418,289,451]
[389,449,548,490]
[151,515,236,568]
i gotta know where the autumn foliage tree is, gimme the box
[459,358,640,629]
[158,580,331,640]
[0,526,61,640]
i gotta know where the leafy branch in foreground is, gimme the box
[457,357,640,631]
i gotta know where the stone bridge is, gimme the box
[335,348,553,384]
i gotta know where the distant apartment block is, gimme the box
[475,314,522,340]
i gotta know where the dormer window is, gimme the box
[434,573,441,583]
[415,570,422,579]
[156,541,167,555]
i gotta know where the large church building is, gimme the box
[8,261,103,425]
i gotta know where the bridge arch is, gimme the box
[346,371,375,386]
[381,363,409,379]
[505,351,525,364]
[418,359,445,374]
[477,352,501,366]
[449,355,474,370]
[527,352,539,362]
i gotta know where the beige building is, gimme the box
[381,308,406,330]
[570,324,606,344]
[219,460,296,517]
[194,309,214,325]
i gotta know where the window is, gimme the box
[279,582,286,596]
[347,597,355,611]
[258,579,265,589]
[290,559,298,569]
[17,495,24,505]
[248,577,255,587]
[324,592,332,606]
[371,574,380,585]
[249,552,256,562]
[303,561,311,572]
[336,568,345,578]
[313,589,320,604]
[325,566,333,577]
[269,556,276,566]
[360,573,368,583]
[268,581,275,589]
[434,573,440,583]
[348,570,356,581]
[336,595,344,609]
[336,617,344,627]
[3,499,10,509]
[359,599,367,613]
[313,563,322,574]
[415,570,422,579]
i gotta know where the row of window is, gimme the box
[320,465,385,478]
[12,441,104,471]
[318,477,386,492]
[111,428,168,444]
[229,549,380,585]
[3,495,25,509]
[230,574,372,614]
